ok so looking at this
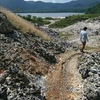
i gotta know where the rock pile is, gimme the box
[0,66,46,100]
[78,52,100,100]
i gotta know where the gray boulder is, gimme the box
[0,12,14,34]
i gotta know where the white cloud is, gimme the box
[52,0,55,3]
[24,0,72,3]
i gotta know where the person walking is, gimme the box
[80,27,88,53]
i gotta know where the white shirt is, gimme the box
[80,30,87,42]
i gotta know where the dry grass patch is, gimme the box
[59,32,73,40]
[85,46,99,50]
[0,7,50,40]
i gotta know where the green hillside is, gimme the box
[85,3,100,14]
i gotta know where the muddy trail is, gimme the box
[45,49,82,100]
[45,48,100,100]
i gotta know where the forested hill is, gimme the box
[0,0,100,12]
[86,3,100,14]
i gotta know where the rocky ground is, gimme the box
[0,12,71,100]
[46,17,100,100]
[0,11,100,100]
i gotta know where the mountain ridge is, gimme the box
[0,0,100,12]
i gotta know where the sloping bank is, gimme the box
[0,12,71,100]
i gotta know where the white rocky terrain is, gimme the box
[58,18,100,48]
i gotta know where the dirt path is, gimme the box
[46,49,83,100]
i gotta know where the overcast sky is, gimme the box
[24,0,73,3]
